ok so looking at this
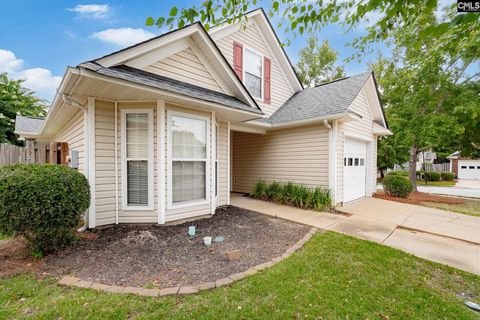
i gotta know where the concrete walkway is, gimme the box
[377,181,480,198]
[231,194,480,275]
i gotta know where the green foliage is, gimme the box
[386,171,409,177]
[252,180,332,212]
[383,175,412,198]
[0,164,90,253]
[441,172,455,181]
[424,171,441,182]
[296,37,345,87]
[0,73,47,145]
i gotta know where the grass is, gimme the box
[0,233,10,241]
[1,232,479,319]
[417,180,456,187]
[422,198,480,217]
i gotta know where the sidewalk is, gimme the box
[231,194,480,275]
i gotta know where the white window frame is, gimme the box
[121,108,154,211]
[167,110,211,209]
[242,46,264,100]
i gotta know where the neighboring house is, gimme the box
[447,151,480,180]
[416,151,436,171]
[15,9,391,228]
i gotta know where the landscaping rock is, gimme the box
[72,280,93,289]
[178,286,198,294]
[138,288,159,297]
[215,277,233,287]
[226,249,242,261]
[195,282,216,291]
[59,276,80,286]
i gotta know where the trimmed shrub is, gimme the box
[0,164,90,254]
[251,180,332,211]
[424,171,441,182]
[441,172,455,181]
[383,175,412,198]
[387,171,409,177]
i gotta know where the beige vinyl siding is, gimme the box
[214,23,294,117]
[95,100,117,226]
[342,89,374,141]
[144,48,224,93]
[53,110,85,173]
[164,104,213,222]
[217,120,229,206]
[335,124,344,204]
[232,125,329,193]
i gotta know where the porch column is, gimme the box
[227,121,231,205]
[211,111,216,215]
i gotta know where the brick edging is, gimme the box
[58,227,318,297]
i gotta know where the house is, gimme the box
[14,9,391,228]
[447,151,480,180]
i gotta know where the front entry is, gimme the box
[343,138,367,203]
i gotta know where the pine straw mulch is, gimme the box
[373,191,464,205]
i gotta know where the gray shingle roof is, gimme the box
[82,63,263,115]
[266,72,371,124]
[15,115,45,134]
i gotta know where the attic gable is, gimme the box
[91,23,258,111]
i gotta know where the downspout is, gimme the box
[61,94,90,232]
[114,101,119,224]
[324,120,336,205]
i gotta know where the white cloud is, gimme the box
[90,28,156,47]
[0,49,61,102]
[68,4,111,19]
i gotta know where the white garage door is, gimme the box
[458,160,480,180]
[343,138,367,203]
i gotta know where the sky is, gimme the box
[0,0,446,102]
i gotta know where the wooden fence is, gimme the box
[0,141,68,166]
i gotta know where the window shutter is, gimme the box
[264,57,271,104]
[233,42,243,80]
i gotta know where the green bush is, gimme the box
[0,164,90,254]
[441,172,455,181]
[424,171,441,181]
[383,175,412,198]
[387,171,409,177]
[252,179,268,200]
[251,180,332,211]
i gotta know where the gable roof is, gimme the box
[81,62,262,114]
[15,115,45,135]
[209,8,303,92]
[266,72,372,124]
[89,22,261,114]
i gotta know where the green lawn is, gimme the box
[1,232,479,319]
[416,180,456,187]
[422,198,480,217]
[0,233,9,241]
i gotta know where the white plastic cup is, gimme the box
[204,236,212,246]
[188,226,195,236]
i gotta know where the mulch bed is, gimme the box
[374,191,464,205]
[41,206,310,288]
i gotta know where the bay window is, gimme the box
[244,48,263,99]
[122,109,153,209]
[169,113,209,206]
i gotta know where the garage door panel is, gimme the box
[458,160,480,180]
[343,138,367,203]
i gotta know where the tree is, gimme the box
[377,135,409,179]
[0,73,46,145]
[146,1,479,78]
[296,37,345,87]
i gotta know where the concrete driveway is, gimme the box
[231,194,480,275]
[335,198,480,274]
[378,179,480,198]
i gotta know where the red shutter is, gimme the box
[233,42,243,80]
[264,57,271,104]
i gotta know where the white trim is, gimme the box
[227,121,231,205]
[157,100,166,224]
[125,39,191,69]
[166,110,211,209]
[242,46,264,101]
[87,97,96,228]
[328,120,337,204]
[114,101,119,224]
[211,112,216,215]
[120,108,154,211]
[344,132,373,142]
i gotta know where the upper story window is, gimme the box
[244,48,263,99]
